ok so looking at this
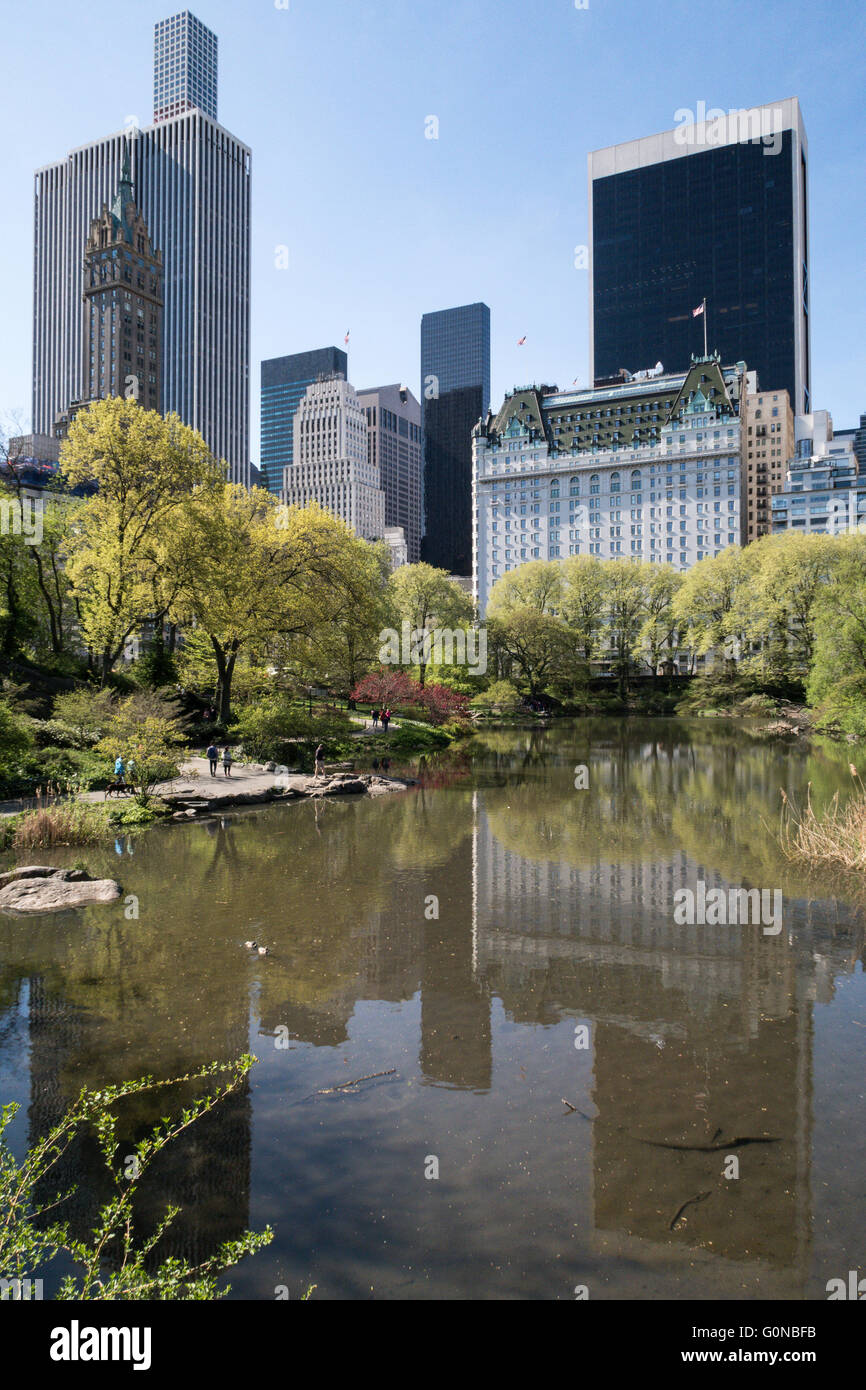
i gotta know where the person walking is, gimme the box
[314,743,325,778]
[381,708,391,733]
[371,708,379,730]
[109,755,125,798]
[221,745,234,777]
[206,742,219,777]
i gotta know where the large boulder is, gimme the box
[0,866,121,914]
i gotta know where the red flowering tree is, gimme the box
[351,668,415,707]
[415,682,471,725]
[351,670,469,725]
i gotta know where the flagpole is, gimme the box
[703,298,707,357]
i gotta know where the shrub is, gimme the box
[471,680,522,711]
[231,697,351,762]
[33,746,110,790]
[0,1056,273,1300]
[734,693,779,717]
[51,688,118,742]
[96,697,184,803]
[30,718,101,750]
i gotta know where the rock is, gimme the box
[0,865,59,886]
[0,866,121,914]
[321,777,366,796]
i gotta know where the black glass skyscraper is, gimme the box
[260,346,348,494]
[421,302,491,575]
[589,99,809,415]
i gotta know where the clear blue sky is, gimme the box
[1,0,864,462]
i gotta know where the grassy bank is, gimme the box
[0,796,172,852]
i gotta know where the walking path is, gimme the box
[79,756,410,812]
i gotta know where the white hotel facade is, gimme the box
[472,356,754,615]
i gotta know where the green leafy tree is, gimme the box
[560,555,608,662]
[60,399,223,684]
[603,560,648,697]
[167,489,374,723]
[632,564,685,682]
[387,563,474,687]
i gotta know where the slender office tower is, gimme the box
[589,98,810,415]
[420,302,491,576]
[32,12,251,484]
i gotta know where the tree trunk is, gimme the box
[213,639,238,724]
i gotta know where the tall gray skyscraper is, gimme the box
[154,11,218,124]
[32,12,251,483]
[356,384,422,562]
[589,98,810,415]
[420,302,491,576]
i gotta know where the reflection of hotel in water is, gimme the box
[468,791,860,1285]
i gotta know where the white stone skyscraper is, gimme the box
[282,377,386,542]
[32,12,250,484]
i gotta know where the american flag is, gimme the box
[517,335,526,346]
[692,303,704,318]
[344,330,350,345]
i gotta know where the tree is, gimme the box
[283,538,390,695]
[168,489,372,723]
[0,431,80,661]
[632,564,684,682]
[486,560,562,616]
[351,668,415,707]
[740,532,838,679]
[0,486,41,659]
[603,560,648,697]
[387,563,474,687]
[673,546,751,667]
[560,555,608,662]
[807,533,866,732]
[488,608,574,698]
[60,399,223,684]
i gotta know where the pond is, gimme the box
[1,718,864,1300]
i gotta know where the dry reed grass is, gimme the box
[780,765,866,870]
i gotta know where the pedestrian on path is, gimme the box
[371,708,379,729]
[206,742,219,777]
[314,743,325,777]
[381,708,391,733]
[222,745,234,777]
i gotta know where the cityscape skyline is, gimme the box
[2,0,864,470]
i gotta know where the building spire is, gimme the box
[111,140,135,227]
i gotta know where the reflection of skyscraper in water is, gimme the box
[25,973,252,1269]
[420,834,492,1091]
[470,797,833,1286]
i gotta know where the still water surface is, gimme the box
[1,719,864,1300]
